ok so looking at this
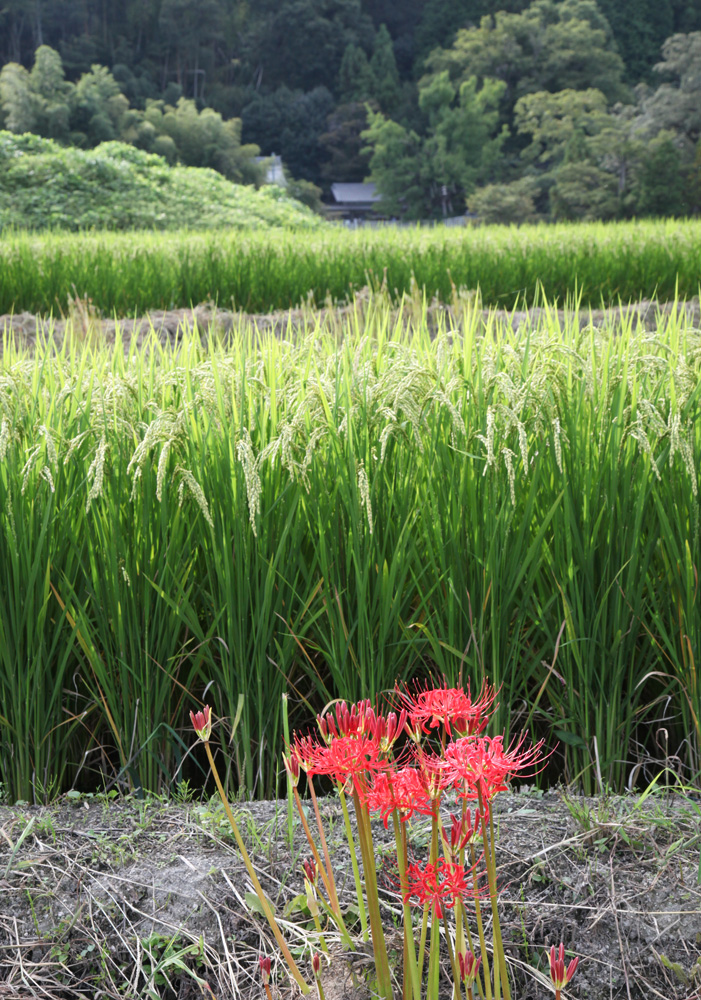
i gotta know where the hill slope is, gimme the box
[0,132,326,231]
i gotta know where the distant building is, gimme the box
[326,182,382,220]
[255,154,287,186]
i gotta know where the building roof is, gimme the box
[330,182,380,204]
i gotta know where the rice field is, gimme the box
[1,218,701,317]
[0,295,699,805]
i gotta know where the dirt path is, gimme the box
[1,789,699,999]
[2,297,700,355]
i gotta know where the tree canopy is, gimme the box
[1,0,700,219]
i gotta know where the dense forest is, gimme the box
[1,0,700,220]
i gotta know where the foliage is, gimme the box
[0,47,262,183]
[2,7,701,219]
[1,298,700,803]
[466,177,540,224]
[363,73,506,218]
[0,131,323,232]
[3,217,701,317]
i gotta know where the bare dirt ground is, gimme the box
[1,787,699,999]
[2,296,700,355]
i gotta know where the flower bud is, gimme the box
[258,955,271,985]
[190,705,212,742]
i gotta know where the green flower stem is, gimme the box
[311,910,329,954]
[204,742,310,995]
[292,786,337,910]
[468,844,492,1000]
[392,811,421,1000]
[352,788,394,1000]
[338,785,369,941]
[417,901,430,984]
[427,904,440,1000]
[282,694,294,851]
[309,777,342,917]
[442,909,462,998]
[477,790,510,1000]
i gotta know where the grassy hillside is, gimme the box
[0,132,326,231]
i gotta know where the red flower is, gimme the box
[403,858,468,918]
[291,730,388,793]
[190,705,212,742]
[444,733,545,801]
[311,952,322,978]
[316,699,375,742]
[549,943,579,991]
[364,767,434,827]
[398,679,497,739]
[458,950,482,986]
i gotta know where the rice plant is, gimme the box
[0,295,699,801]
[1,218,701,316]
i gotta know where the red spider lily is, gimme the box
[258,956,271,985]
[364,767,435,827]
[444,733,546,801]
[397,679,497,739]
[316,699,373,743]
[365,709,408,754]
[549,943,579,993]
[403,858,469,918]
[291,730,388,792]
[415,746,448,801]
[190,705,212,742]
[458,950,482,986]
[311,952,322,977]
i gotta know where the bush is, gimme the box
[467,178,540,225]
[0,131,326,231]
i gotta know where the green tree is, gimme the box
[71,64,132,145]
[369,23,400,112]
[320,101,375,181]
[550,162,618,219]
[362,111,426,215]
[514,88,610,169]
[251,0,374,94]
[0,45,71,140]
[0,62,37,132]
[640,32,701,145]
[424,0,626,111]
[337,43,376,102]
[630,130,685,215]
[363,72,506,217]
[467,176,540,223]
[29,44,72,139]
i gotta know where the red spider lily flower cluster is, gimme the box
[403,858,469,918]
[291,730,390,794]
[190,705,212,742]
[316,700,408,753]
[549,943,579,991]
[364,767,434,827]
[444,732,547,801]
[398,679,497,739]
